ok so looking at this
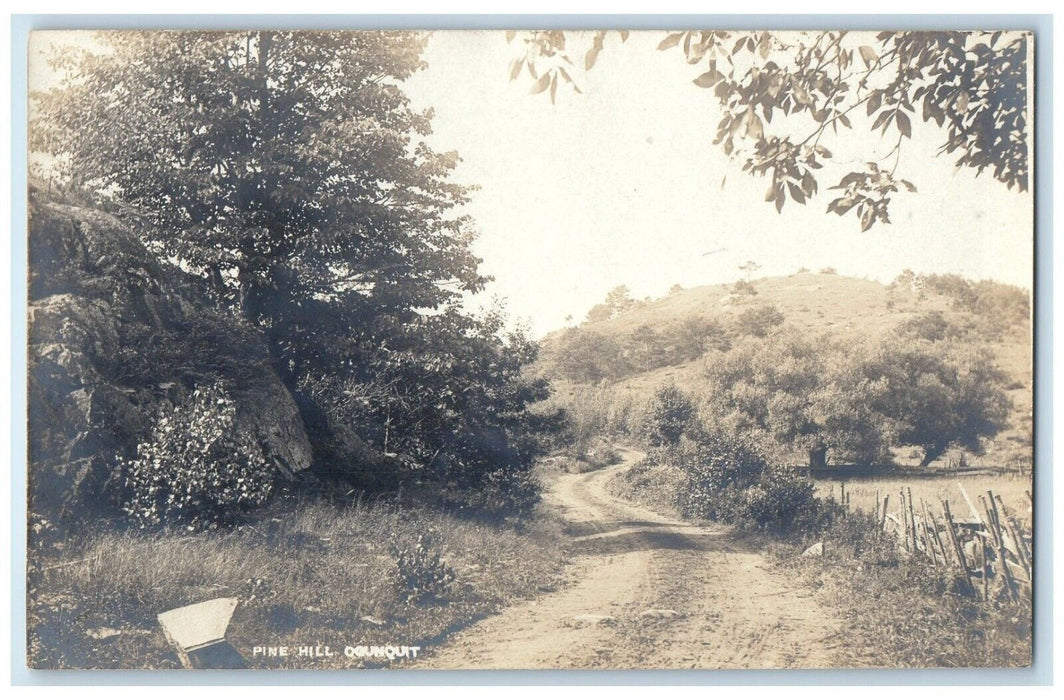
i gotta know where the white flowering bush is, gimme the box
[122,385,273,529]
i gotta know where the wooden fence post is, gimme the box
[995,494,1032,584]
[942,500,974,598]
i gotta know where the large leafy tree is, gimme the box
[32,31,550,489]
[508,30,1029,231]
[706,331,895,467]
[864,339,1011,467]
[33,31,483,333]
[707,330,1011,468]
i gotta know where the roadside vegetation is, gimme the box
[28,491,565,669]
[603,383,1031,667]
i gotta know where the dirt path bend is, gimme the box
[420,449,844,670]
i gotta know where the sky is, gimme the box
[29,30,1034,338]
[402,31,1033,336]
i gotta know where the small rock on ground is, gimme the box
[640,609,681,620]
[572,614,616,626]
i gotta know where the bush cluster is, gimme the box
[122,385,273,530]
[644,386,828,535]
[456,468,541,519]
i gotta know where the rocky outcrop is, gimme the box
[28,191,312,519]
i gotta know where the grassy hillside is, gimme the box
[538,272,1032,469]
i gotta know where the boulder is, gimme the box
[27,192,313,520]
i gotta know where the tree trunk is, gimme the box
[808,446,828,469]
[920,444,947,468]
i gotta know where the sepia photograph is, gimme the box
[24,25,1034,671]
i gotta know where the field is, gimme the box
[814,472,1033,529]
[27,494,565,669]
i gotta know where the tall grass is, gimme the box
[782,508,1032,667]
[28,496,564,669]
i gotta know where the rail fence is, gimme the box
[837,482,1033,604]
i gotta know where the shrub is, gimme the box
[669,428,829,535]
[452,467,542,519]
[733,305,786,337]
[732,279,758,296]
[821,508,898,566]
[576,436,620,469]
[731,465,825,534]
[674,430,769,520]
[122,385,273,529]
[390,526,456,604]
[641,385,697,448]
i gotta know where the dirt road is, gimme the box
[420,449,845,669]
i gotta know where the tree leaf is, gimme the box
[896,111,912,138]
[529,72,551,95]
[658,33,682,51]
[801,171,816,197]
[693,69,724,88]
[860,205,875,231]
[871,110,892,133]
[585,46,601,70]
[866,91,882,116]
[745,111,764,140]
[859,45,877,68]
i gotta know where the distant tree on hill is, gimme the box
[605,285,637,315]
[554,327,628,383]
[586,284,638,323]
[629,324,667,373]
[585,303,613,323]
[865,339,1011,467]
[917,273,1030,326]
[732,279,758,297]
[739,260,761,281]
[709,330,1012,467]
[897,310,964,342]
[733,305,786,338]
[673,316,731,360]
